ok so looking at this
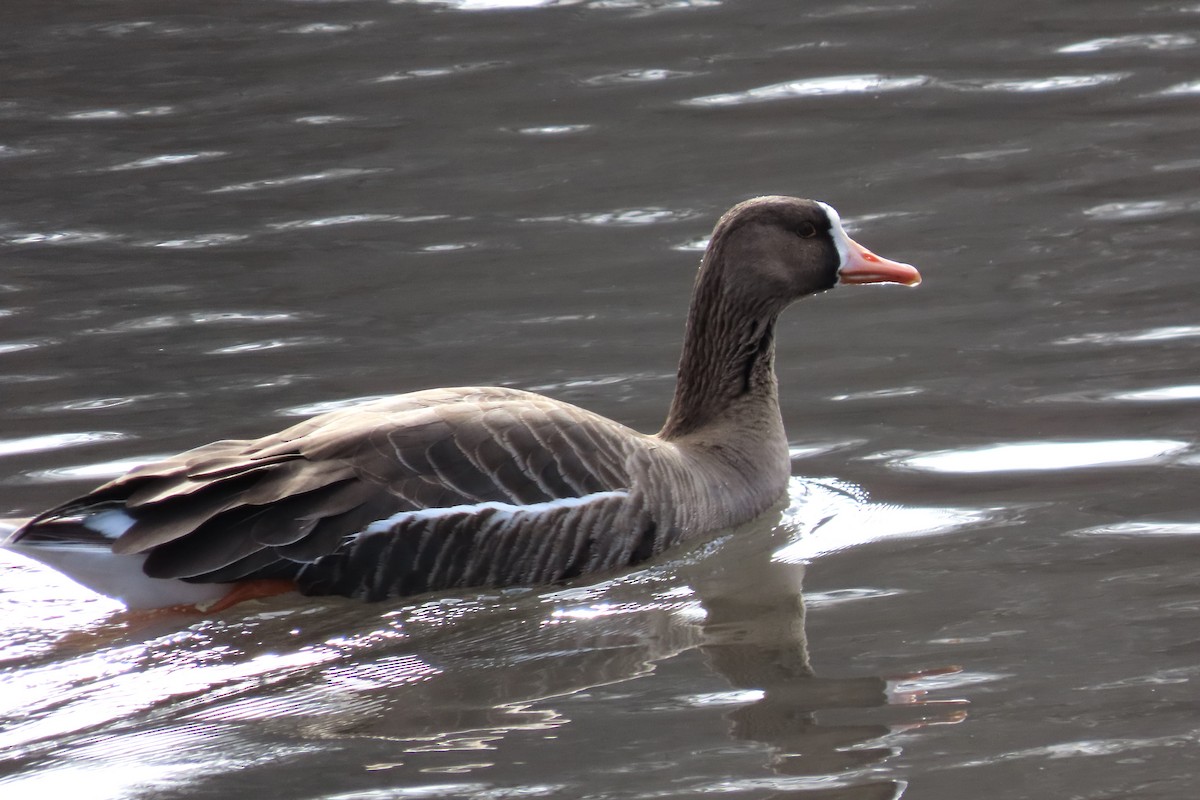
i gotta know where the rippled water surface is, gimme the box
[2,1,1199,797]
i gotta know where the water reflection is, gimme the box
[208,167,387,194]
[1072,521,1200,538]
[371,62,502,83]
[60,106,174,120]
[1107,385,1200,403]
[1055,325,1200,345]
[1056,33,1195,53]
[583,68,697,85]
[1083,200,1198,220]
[146,233,252,249]
[0,479,978,798]
[0,432,127,459]
[685,71,1132,108]
[407,0,720,9]
[101,152,228,172]
[894,440,1190,474]
[4,230,117,246]
[206,336,336,355]
[518,207,696,226]
[25,456,172,484]
[86,311,302,334]
[686,75,930,106]
[948,73,1128,92]
[514,124,592,135]
[1161,80,1200,95]
[268,214,452,230]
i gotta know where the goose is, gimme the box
[3,196,920,611]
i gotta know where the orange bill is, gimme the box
[838,236,922,286]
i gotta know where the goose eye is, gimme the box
[797,222,817,239]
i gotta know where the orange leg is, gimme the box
[201,579,299,613]
[53,579,301,652]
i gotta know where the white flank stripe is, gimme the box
[82,509,137,539]
[359,490,630,539]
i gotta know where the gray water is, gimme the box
[2,1,1199,797]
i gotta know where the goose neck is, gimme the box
[658,266,784,443]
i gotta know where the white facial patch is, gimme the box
[815,201,851,270]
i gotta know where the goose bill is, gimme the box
[837,237,922,286]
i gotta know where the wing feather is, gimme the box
[16,387,660,602]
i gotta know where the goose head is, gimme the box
[661,196,921,441]
[702,195,921,313]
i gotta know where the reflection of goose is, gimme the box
[4,197,919,610]
[0,481,969,798]
[691,507,953,794]
[140,487,963,796]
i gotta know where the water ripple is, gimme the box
[524,371,663,393]
[206,336,335,355]
[102,152,227,172]
[285,22,375,34]
[672,235,709,251]
[955,729,1200,768]
[515,124,592,135]
[1108,385,1200,403]
[38,394,174,412]
[87,311,300,335]
[282,395,397,417]
[1057,34,1196,54]
[1073,521,1200,538]
[268,213,451,230]
[0,340,49,355]
[208,167,387,194]
[942,147,1031,162]
[422,242,475,251]
[520,207,696,225]
[590,0,720,7]
[945,73,1129,92]
[419,0,723,7]
[584,68,697,86]
[1083,199,1196,220]
[60,106,174,120]
[1055,325,1200,345]
[27,456,165,483]
[0,145,40,159]
[804,587,903,607]
[370,62,502,83]
[1043,384,1200,404]
[831,386,923,401]
[406,0,586,9]
[1161,80,1200,95]
[774,477,990,563]
[892,440,1190,474]
[3,230,118,247]
[144,233,252,249]
[294,114,357,125]
[0,432,128,459]
[686,74,929,106]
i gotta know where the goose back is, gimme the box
[16,388,707,602]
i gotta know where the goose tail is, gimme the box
[2,515,228,609]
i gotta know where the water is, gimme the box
[2,0,1199,797]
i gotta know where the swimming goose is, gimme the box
[4,196,920,610]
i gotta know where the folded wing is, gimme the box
[13,388,660,602]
